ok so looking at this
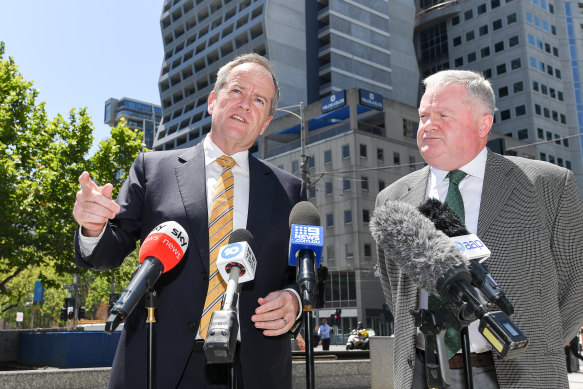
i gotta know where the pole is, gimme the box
[299,102,309,185]
[303,306,315,389]
[146,290,157,389]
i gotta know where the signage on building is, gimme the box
[322,90,346,113]
[359,89,383,111]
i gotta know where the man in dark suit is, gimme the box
[73,53,305,389]
[374,70,583,388]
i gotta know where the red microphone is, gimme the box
[105,222,189,334]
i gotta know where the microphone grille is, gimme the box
[289,201,320,228]
[229,228,254,250]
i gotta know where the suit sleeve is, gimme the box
[553,170,583,343]
[74,153,146,270]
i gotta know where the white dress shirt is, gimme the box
[417,147,491,354]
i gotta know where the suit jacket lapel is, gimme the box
[175,142,210,272]
[400,166,430,205]
[478,151,516,236]
[246,156,274,248]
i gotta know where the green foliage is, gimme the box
[0,41,147,328]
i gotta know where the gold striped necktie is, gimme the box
[199,155,236,339]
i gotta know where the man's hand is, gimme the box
[252,290,300,336]
[73,171,120,237]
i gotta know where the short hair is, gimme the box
[422,70,496,115]
[213,53,280,116]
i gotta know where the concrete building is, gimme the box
[152,0,582,340]
[104,97,162,150]
[414,0,583,191]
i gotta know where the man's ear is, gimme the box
[207,91,216,115]
[479,114,494,138]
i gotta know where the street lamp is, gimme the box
[275,102,309,184]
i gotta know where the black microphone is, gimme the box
[370,201,528,359]
[288,201,324,306]
[418,199,514,315]
[105,221,189,334]
[204,229,257,364]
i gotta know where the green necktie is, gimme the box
[428,169,468,359]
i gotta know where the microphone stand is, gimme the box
[145,290,157,389]
[460,327,473,389]
[302,305,316,389]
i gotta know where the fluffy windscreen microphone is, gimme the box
[370,200,470,297]
[417,198,469,237]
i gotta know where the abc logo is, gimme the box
[222,243,242,259]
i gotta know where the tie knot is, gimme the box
[446,170,467,186]
[216,155,236,169]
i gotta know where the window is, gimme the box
[292,160,299,174]
[532,80,539,91]
[464,10,473,20]
[545,43,551,53]
[345,244,354,259]
[324,150,332,165]
[308,156,315,169]
[535,104,542,115]
[509,36,519,47]
[541,84,548,95]
[454,57,464,67]
[452,15,460,26]
[325,181,333,196]
[499,86,509,98]
[468,52,477,63]
[453,36,462,46]
[528,34,535,46]
[481,47,491,58]
[540,152,546,161]
[517,129,528,140]
[326,245,335,261]
[543,108,550,118]
[479,25,489,36]
[507,13,517,24]
[344,209,352,224]
[343,177,351,191]
[563,138,570,147]
[555,134,561,145]
[360,144,367,159]
[494,41,504,53]
[477,4,487,14]
[553,47,559,57]
[308,186,316,199]
[555,69,561,79]
[491,0,500,8]
[394,152,400,165]
[361,176,369,191]
[515,105,526,116]
[537,128,544,139]
[496,63,507,75]
[558,91,564,101]
[500,109,511,120]
[513,81,523,93]
[466,31,475,42]
[530,57,537,69]
[326,213,334,228]
[547,65,554,76]
[560,114,566,124]
[483,68,492,78]
[378,180,386,192]
[342,144,350,159]
[363,209,370,224]
[377,148,384,163]
[493,19,502,30]
[364,244,372,260]
[511,58,521,70]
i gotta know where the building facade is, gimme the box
[104,97,162,150]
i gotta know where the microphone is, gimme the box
[288,201,324,306]
[105,221,189,334]
[204,229,256,364]
[418,199,514,315]
[370,201,528,359]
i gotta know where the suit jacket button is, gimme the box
[188,321,198,331]
[201,272,208,280]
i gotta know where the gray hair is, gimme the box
[423,70,496,115]
[213,53,280,116]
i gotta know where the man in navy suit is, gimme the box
[73,53,305,389]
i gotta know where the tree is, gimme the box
[0,41,146,327]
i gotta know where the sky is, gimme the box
[0,1,164,154]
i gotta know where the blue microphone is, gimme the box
[288,201,324,305]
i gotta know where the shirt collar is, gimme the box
[203,136,250,176]
[430,147,488,184]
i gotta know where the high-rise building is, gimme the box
[153,0,583,340]
[104,97,162,150]
[154,0,418,151]
[415,0,583,190]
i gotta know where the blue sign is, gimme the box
[33,280,44,308]
[359,89,383,111]
[322,90,346,113]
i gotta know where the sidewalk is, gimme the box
[570,372,583,389]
